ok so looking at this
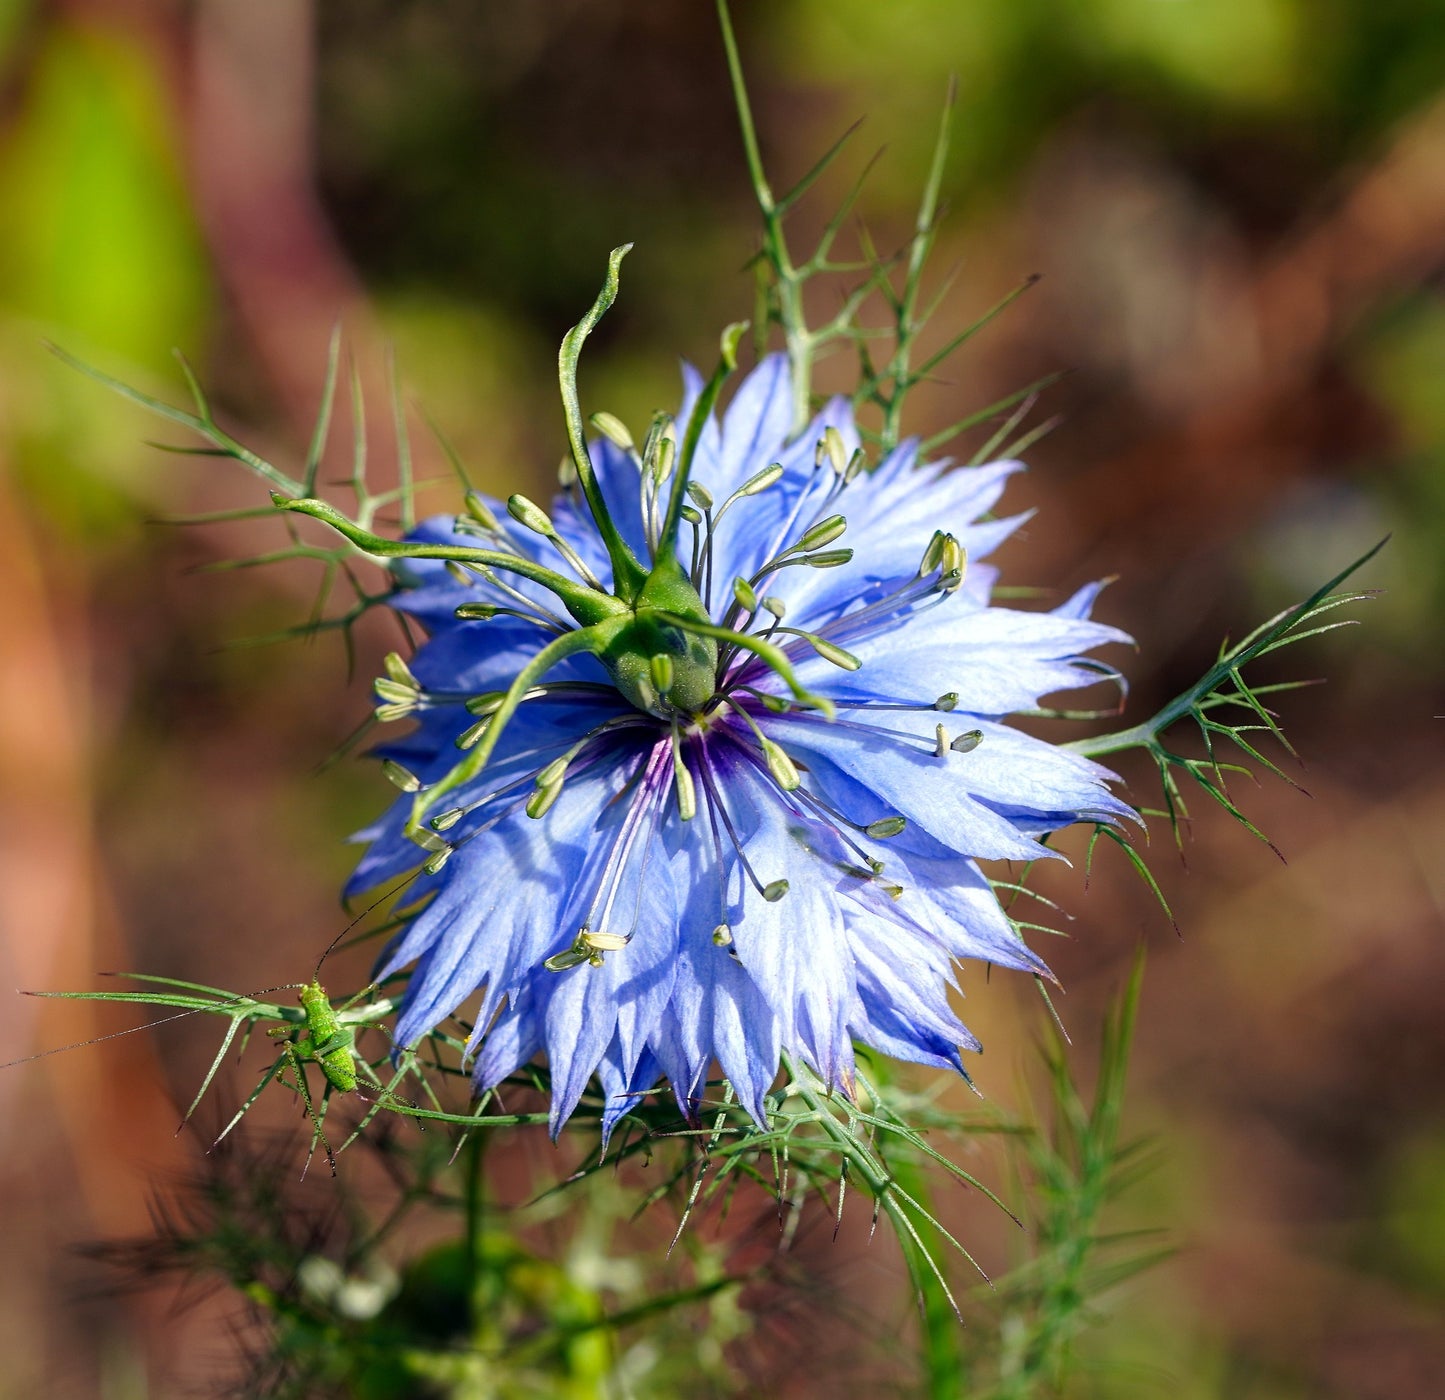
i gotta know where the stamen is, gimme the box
[768,627,860,671]
[817,426,849,476]
[828,693,959,714]
[865,817,907,838]
[454,601,568,635]
[697,461,784,606]
[585,743,671,938]
[506,493,605,590]
[696,747,773,901]
[803,548,853,569]
[462,563,574,632]
[382,759,423,792]
[463,491,502,531]
[589,411,634,453]
[792,513,847,553]
[670,722,696,821]
[732,706,802,791]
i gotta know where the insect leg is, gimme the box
[283,1042,338,1180]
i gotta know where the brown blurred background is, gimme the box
[0,1,1442,1395]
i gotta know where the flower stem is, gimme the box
[717,0,813,436]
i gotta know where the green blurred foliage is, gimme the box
[770,0,1445,196]
[1355,299,1445,643]
[1379,1132,1445,1299]
[0,19,208,540]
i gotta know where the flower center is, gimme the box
[596,562,720,717]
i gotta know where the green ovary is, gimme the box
[595,562,719,716]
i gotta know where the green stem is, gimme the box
[558,246,650,601]
[410,618,626,827]
[273,496,615,623]
[879,80,955,453]
[657,323,745,560]
[717,0,812,436]
[463,1131,487,1344]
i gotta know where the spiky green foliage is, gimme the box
[1070,541,1383,855]
[718,0,1051,459]
[19,965,1029,1320]
[48,333,427,671]
[980,951,1167,1398]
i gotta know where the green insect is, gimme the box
[4,969,406,1178]
[224,977,406,1178]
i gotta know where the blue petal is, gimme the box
[471,981,542,1091]
[846,915,981,1071]
[649,814,782,1124]
[795,598,1132,714]
[538,810,681,1134]
[719,766,857,1089]
[774,454,1025,622]
[758,712,1049,863]
[346,697,634,899]
[869,849,1051,975]
[596,1042,664,1146]
[384,747,642,1049]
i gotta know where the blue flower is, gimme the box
[348,352,1132,1139]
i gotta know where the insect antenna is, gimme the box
[314,865,432,979]
[1,981,303,1070]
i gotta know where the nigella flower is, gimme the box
[325,310,1132,1140]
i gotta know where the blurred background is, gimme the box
[0,0,1442,1395]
